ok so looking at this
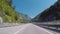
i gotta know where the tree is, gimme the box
[7,0,12,6]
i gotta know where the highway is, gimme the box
[0,23,59,34]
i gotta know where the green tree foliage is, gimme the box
[0,0,31,23]
[0,0,21,23]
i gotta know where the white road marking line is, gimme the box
[14,24,30,34]
[34,25,53,34]
[14,23,53,34]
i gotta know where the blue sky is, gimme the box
[13,0,57,18]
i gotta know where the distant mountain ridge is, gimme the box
[17,12,31,23]
[32,0,60,22]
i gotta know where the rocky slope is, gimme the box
[32,0,60,22]
[0,0,31,23]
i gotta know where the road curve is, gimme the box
[0,23,54,34]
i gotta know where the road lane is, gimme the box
[0,24,29,34]
[0,23,54,34]
[16,23,53,34]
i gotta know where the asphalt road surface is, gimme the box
[0,23,59,34]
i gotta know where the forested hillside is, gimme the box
[0,0,31,23]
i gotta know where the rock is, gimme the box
[0,17,3,24]
[32,0,60,22]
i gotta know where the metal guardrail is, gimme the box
[33,20,60,30]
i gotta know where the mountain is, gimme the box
[20,14,31,23]
[32,0,60,22]
[0,0,31,23]
[17,12,31,23]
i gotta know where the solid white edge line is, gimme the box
[14,23,30,34]
[14,23,53,34]
[34,25,53,34]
